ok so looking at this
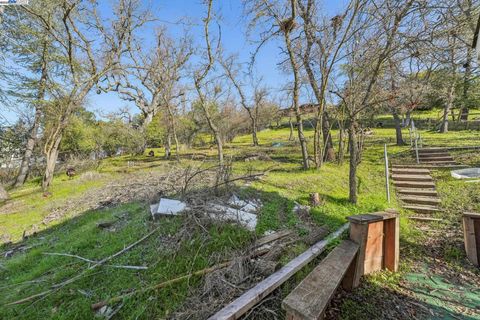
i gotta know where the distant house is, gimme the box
[279,103,318,117]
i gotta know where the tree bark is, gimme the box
[322,111,335,162]
[338,125,345,165]
[288,116,294,141]
[167,105,180,161]
[251,117,259,146]
[14,41,49,187]
[440,81,455,133]
[0,183,8,201]
[143,112,154,129]
[460,45,473,121]
[283,17,309,169]
[348,120,358,204]
[42,133,62,191]
[392,111,404,145]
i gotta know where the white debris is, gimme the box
[229,194,249,208]
[151,198,187,218]
[293,202,310,214]
[228,194,260,213]
[210,204,258,231]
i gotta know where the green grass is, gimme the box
[0,203,253,319]
[1,124,479,319]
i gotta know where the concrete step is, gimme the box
[403,204,442,214]
[418,152,451,158]
[417,148,448,154]
[392,164,468,169]
[419,156,454,162]
[393,180,436,188]
[408,216,443,222]
[391,174,433,182]
[399,195,441,206]
[397,188,438,197]
[391,168,431,174]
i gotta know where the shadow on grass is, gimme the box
[329,275,479,320]
[1,184,342,319]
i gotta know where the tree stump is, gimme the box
[310,192,322,207]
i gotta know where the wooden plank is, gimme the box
[403,204,441,214]
[396,188,438,197]
[399,196,441,206]
[408,216,443,222]
[348,222,369,287]
[393,181,435,188]
[391,174,433,182]
[208,223,350,320]
[383,217,399,272]
[254,230,292,248]
[391,168,430,174]
[364,221,384,274]
[463,215,478,266]
[475,219,480,266]
[282,240,359,320]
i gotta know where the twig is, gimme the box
[91,261,232,310]
[6,227,160,306]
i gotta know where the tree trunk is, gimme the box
[251,117,259,146]
[348,120,358,204]
[313,116,323,168]
[460,37,473,121]
[14,41,48,187]
[143,112,154,129]
[392,112,404,145]
[165,132,171,159]
[440,82,455,133]
[322,111,335,162]
[338,126,345,165]
[15,107,42,187]
[288,117,294,141]
[167,105,180,161]
[0,183,8,201]
[42,133,62,191]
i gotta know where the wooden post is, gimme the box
[384,144,390,203]
[463,212,480,266]
[347,210,399,287]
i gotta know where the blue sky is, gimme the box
[89,0,348,118]
[2,0,347,122]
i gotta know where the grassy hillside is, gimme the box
[1,126,479,319]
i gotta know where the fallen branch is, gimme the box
[91,261,232,310]
[6,226,160,306]
[42,252,148,270]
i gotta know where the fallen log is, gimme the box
[91,261,232,310]
[208,223,349,320]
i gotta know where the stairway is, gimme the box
[391,166,442,216]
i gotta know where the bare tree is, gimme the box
[298,0,363,168]
[103,29,192,131]
[244,0,309,169]
[23,0,149,191]
[193,0,225,166]
[336,0,416,203]
[220,56,268,146]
